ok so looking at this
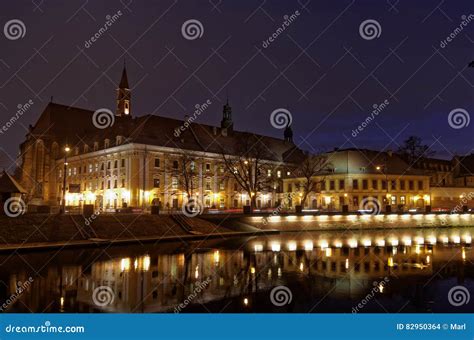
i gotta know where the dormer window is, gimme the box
[93,142,99,151]
[104,139,110,148]
[116,136,123,145]
[84,144,89,153]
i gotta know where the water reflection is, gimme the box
[0,227,473,313]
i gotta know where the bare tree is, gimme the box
[221,134,273,211]
[295,153,329,208]
[398,136,435,166]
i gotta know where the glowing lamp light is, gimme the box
[319,240,329,249]
[362,239,372,247]
[348,239,358,248]
[287,242,297,251]
[451,235,461,244]
[254,244,263,252]
[376,239,386,247]
[271,242,281,252]
[463,235,472,244]
[120,258,131,272]
[304,240,314,251]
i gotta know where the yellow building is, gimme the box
[284,149,436,212]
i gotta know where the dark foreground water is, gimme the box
[0,227,473,313]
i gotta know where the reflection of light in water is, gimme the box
[376,239,385,247]
[415,237,424,244]
[427,236,437,245]
[464,235,472,244]
[389,238,399,246]
[388,257,394,267]
[325,248,332,257]
[362,239,371,247]
[254,244,263,252]
[451,235,461,244]
[278,267,282,277]
[214,250,220,264]
[426,255,430,264]
[402,214,410,220]
[392,247,397,255]
[195,265,199,279]
[268,269,272,278]
[250,267,255,274]
[334,240,342,248]
[347,214,357,220]
[348,239,358,248]
[426,214,435,220]
[319,240,328,249]
[269,216,280,222]
[345,258,349,269]
[462,248,466,260]
[60,296,64,308]
[120,258,130,272]
[414,245,421,254]
[271,242,281,252]
[243,298,249,306]
[303,215,313,221]
[287,215,297,221]
[287,242,297,251]
[134,258,138,270]
[299,262,304,271]
[304,241,314,251]
[318,215,329,220]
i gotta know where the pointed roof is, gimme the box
[119,65,129,89]
[0,171,26,193]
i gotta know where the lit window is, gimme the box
[277,170,281,178]
[267,169,272,177]
[206,163,211,172]
[171,177,178,189]
[89,164,93,173]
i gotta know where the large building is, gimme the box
[283,149,474,212]
[17,67,303,212]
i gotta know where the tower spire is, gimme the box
[116,63,131,116]
[221,96,233,132]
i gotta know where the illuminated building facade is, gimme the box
[16,66,302,212]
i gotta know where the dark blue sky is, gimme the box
[0,0,473,169]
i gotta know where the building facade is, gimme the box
[16,67,302,212]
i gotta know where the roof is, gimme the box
[0,171,26,193]
[25,103,305,164]
[324,148,426,176]
[455,154,474,176]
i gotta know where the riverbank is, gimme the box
[0,214,277,252]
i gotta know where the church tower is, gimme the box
[116,64,131,117]
[284,124,293,143]
[221,99,233,131]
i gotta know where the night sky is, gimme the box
[0,0,473,171]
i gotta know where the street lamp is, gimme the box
[376,165,390,210]
[60,145,71,214]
